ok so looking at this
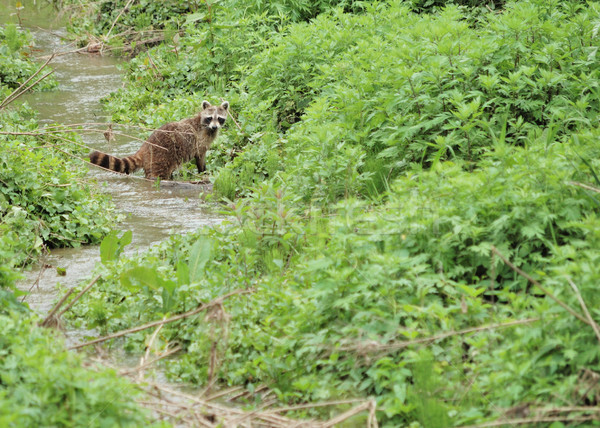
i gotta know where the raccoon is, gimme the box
[90,100,229,180]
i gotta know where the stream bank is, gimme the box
[5,1,221,339]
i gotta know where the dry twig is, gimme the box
[57,274,101,318]
[137,322,164,381]
[106,0,136,39]
[0,54,55,110]
[69,288,254,350]
[566,278,600,345]
[460,415,597,427]
[322,400,378,428]
[338,317,541,353]
[39,288,74,328]
[491,246,589,325]
[569,180,600,194]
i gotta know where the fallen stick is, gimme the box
[0,53,55,110]
[145,381,313,427]
[536,406,600,414]
[264,398,367,414]
[137,321,164,381]
[106,0,136,39]
[340,317,542,353]
[39,288,75,328]
[321,400,377,428]
[569,181,600,194]
[120,345,181,376]
[69,288,253,350]
[204,386,244,401]
[491,246,589,325]
[567,278,600,344]
[225,398,279,427]
[57,274,101,318]
[0,70,54,110]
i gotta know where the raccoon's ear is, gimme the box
[202,100,211,110]
[221,101,229,110]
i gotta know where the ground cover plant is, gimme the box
[0,313,164,427]
[0,22,165,427]
[0,102,115,289]
[0,18,114,289]
[55,0,600,426]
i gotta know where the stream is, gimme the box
[5,2,222,340]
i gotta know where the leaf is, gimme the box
[100,230,132,263]
[188,238,213,283]
[305,258,333,272]
[99,231,119,264]
[120,266,162,292]
[162,287,176,313]
[176,260,190,286]
[185,12,206,25]
[120,230,133,247]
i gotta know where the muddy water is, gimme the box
[6,3,221,326]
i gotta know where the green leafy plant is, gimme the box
[100,230,132,263]
[0,312,165,427]
[57,1,600,426]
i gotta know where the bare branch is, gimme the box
[566,278,600,344]
[69,288,254,350]
[0,54,55,110]
[491,246,589,325]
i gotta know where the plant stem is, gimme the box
[69,288,254,350]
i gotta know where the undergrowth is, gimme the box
[0,103,114,289]
[52,0,600,426]
[70,133,600,425]
[0,313,163,427]
[0,22,157,428]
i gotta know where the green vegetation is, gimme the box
[0,313,162,427]
[0,21,161,427]
[5,0,600,425]
[0,23,56,89]
[0,18,107,290]
[0,104,115,289]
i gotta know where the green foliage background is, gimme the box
[23,0,600,425]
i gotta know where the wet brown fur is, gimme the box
[90,100,228,180]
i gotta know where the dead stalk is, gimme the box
[204,386,244,401]
[137,321,165,381]
[341,317,541,353]
[569,181,600,194]
[39,288,75,328]
[491,246,589,325]
[264,399,367,414]
[321,400,378,428]
[106,0,136,39]
[566,278,600,345]
[57,274,101,318]
[460,415,597,428]
[69,288,254,350]
[120,345,181,377]
[0,54,55,110]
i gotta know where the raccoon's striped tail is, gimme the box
[89,151,142,175]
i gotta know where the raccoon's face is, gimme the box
[200,100,229,134]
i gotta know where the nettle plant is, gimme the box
[67,129,600,425]
[214,0,600,201]
[0,105,115,289]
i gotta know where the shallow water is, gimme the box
[5,2,222,330]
